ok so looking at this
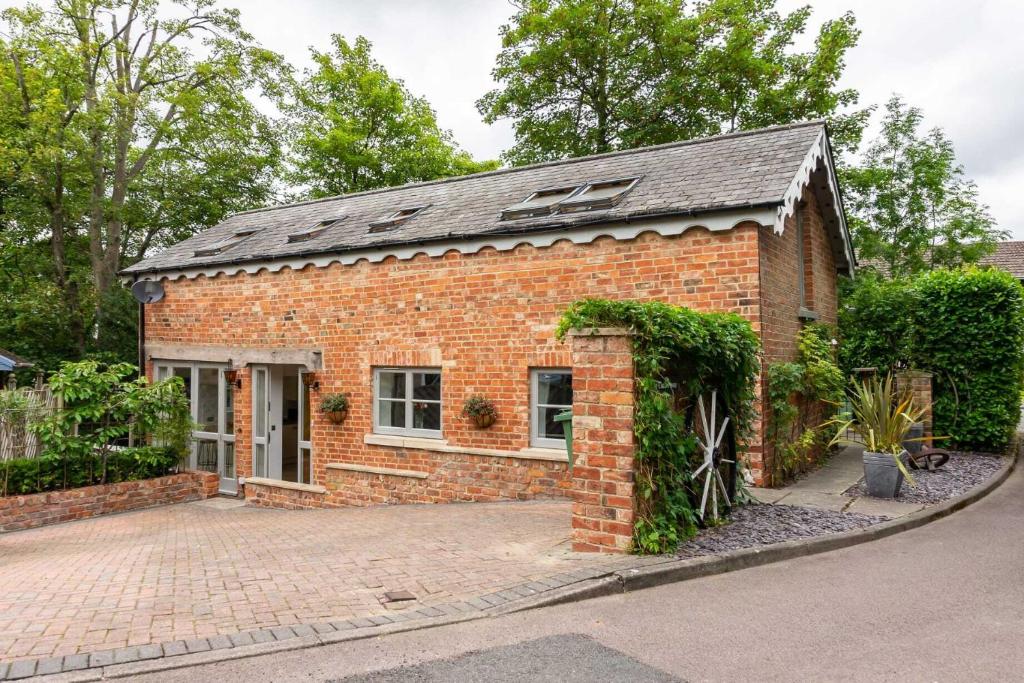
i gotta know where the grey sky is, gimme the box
[6,0,1022,235]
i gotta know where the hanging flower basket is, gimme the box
[321,394,349,425]
[462,396,497,429]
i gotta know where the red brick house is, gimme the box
[123,121,854,509]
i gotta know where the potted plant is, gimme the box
[321,393,349,425]
[462,396,497,428]
[830,374,925,499]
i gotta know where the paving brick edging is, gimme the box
[3,451,1015,681]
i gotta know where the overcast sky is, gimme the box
[6,0,1022,236]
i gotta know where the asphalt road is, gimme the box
[139,463,1024,682]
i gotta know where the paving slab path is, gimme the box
[0,498,639,666]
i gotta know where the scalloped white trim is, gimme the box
[135,210,774,282]
[774,129,854,270]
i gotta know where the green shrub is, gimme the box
[1,446,180,496]
[556,298,760,554]
[839,267,1024,452]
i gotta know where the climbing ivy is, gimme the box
[766,323,844,483]
[556,299,760,554]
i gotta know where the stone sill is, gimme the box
[363,433,569,463]
[326,463,428,479]
[244,477,327,495]
[798,307,819,321]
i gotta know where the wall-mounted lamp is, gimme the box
[302,372,320,391]
[224,369,242,389]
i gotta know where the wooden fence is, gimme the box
[0,388,58,461]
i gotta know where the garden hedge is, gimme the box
[1,447,180,497]
[839,267,1024,452]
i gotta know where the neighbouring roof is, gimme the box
[980,240,1024,280]
[859,240,1024,280]
[0,347,33,372]
[123,120,851,277]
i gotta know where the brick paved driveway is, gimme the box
[0,499,629,663]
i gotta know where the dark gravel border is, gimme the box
[844,452,1005,505]
[675,504,886,559]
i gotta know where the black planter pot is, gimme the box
[862,450,905,499]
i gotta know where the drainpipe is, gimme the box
[135,276,146,376]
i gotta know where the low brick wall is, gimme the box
[0,470,220,533]
[323,453,572,506]
[244,478,329,509]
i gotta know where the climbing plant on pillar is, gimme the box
[556,299,760,554]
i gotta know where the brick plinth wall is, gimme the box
[244,479,329,509]
[897,370,933,437]
[0,470,219,533]
[568,328,637,553]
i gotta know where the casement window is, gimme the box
[530,369,573,448]
[373,368,443,438]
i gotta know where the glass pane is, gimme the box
[538,372,572,406]
[412,372,441,401]
[196,438,218,473]
[223,441,235,479]
[379,399,405,428]
[413,401,441,431]
[253,369,266,435]
[173,367,192,411]
[197,368,218,431]
[300,377,311,442]
[378,371,406,399]
[224,375,234,435]
[540,407,567,440]
[253,443,266,478]
[300,447,311,485]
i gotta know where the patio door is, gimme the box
[154,362,237,494]
[251,365,270,479]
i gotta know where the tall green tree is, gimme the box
[843,95,1003,277]
[478,0,866,165]
[0,0,285,361]
[288,35,496,198]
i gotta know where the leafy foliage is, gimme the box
[478,0,866,165]
[288,35,497,198]
[843,96,1005,278]
[766,323,843,482]
[31,361,194,483]
[839,267,1024,452]
[556,298,760,554]
[461,396,498,419]
[320,393,350,413]
[1,446,180,497]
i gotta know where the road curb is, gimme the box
[11,450,1016,681]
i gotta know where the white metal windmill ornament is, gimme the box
[693,389,733,521]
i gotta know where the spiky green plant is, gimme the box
[829,374,927,485]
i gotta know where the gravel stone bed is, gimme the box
[675,504,886,559]
[844,452,1005,505]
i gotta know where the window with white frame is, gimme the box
[373,368,443,438]
[531,369,573,448]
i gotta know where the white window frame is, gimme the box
[373,368,443,439]
[530,368,573,449]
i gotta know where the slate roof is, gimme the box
[0,347,33,372]
[123,121,828,275]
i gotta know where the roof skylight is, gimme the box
[368,206,429,233]
[287,217,346,243]
[499,185,582,221]
[557,177,640,213]
[193,228,262,258]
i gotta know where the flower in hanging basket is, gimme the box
[462,395,497,428]
[321,393,349,424]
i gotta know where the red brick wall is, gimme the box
[756,188,839,484]
[0,471,219,533]
[147,227,764,507]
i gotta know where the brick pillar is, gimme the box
[897,370,933,437]
[568,328,636,554]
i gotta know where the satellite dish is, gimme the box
[131,279,165,304]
